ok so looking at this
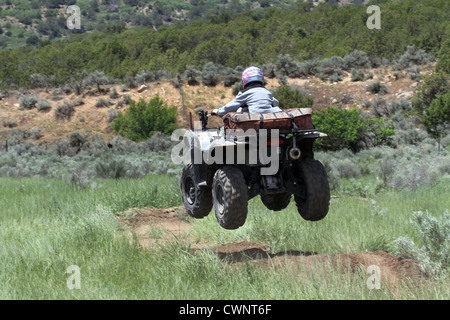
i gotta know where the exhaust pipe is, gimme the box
[288,136,301,160]
[288,147,301,160]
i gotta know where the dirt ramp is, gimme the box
[212,241,315,263]
[118,206,192,248]
[117,207,425,294]
[330,251,423,289]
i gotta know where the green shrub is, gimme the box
[18,94,38,110]
[36,100,51,111]
[54,103,74,121]
[436,39,450,74]
[275,54,300,77]
[422,91,450,150]
[395,211,449,278]
[111,96,178,142]
[412,72,449,115]
[351,69,365,82]
[184,66,200,85]
[396,45,432,70]
[109,88,119,99]
[232,82,243,96]
[95,156,126,179]
[3,119,17,128]
[367,81,388,95]
[343,50,370,70]
[84,70,109,92]
[201,62,220,86]
[271,85,313,110]
[312,107,394,152]
[95,98,111,108]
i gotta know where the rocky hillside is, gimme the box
[0,64,431,145]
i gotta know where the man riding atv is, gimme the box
[180,66,330,230]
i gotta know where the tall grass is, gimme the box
[1,175,449,299]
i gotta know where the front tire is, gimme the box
[212,166,248,230]
[180,163,213,219]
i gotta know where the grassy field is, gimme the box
[0,174,448,300]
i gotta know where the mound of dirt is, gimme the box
[118,206,193,248]
[118,206,425,294]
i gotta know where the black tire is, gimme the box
[261,192,292,211]
[212,166,248,230]
[180,163,213,219]
[294,159,330,221]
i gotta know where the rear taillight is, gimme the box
[267,138,284,146]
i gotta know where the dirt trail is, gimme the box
[117,206,424,293]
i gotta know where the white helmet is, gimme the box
[242,66,264,86]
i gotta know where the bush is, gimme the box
[367,81,388,94]
[107,108,118,123]
[30,73,49,89]
[3,119,17,128]
[232,82,243,96]
[68,132,88,149]
[318,56,345,81]
[109,88,119,99]
[54,103,74,121]
[351,69,365,82]
[312,107,367,152]
[297,59,319,76]
[412,72,449,115]
[367,98,390,117]
[262,63,276,79]
[84,70,109,92]
[343,50,370,70]
[201,62,220,86]
[389,160,439,191]
[135,70,155,84]
[334,158,361,178]
[95,156,126,179]
[184,66,200,85]
[111,96,178,142]
[36,100,51,111]
[271,85,313,110]
[30,127,42,140]
[275,54,301,77]
[312,107,394,152]
[329,73,342,83]
[321,56,345,70]
[95,98,113,108]
[436,39,450,74]
[18,94,38,110]
[396,45,432,70]
[122,94,132,105]
[422,91,450,150]
[395,211,449,278]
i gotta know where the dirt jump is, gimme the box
[118,206,425,295]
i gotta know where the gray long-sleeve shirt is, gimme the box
[217,86,282,116]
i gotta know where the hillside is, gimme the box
[0,0,318,50]
[0,63,431,144]
[1,0,448,88]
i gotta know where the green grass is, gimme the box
[0,175,449,299]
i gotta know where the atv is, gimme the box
[180,108,330,230]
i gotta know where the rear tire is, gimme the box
[212,166,248,230]
[294,159,330,221]
[261,192,291,211]
[180,163,213,219]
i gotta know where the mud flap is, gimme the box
[191,143,207,186]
